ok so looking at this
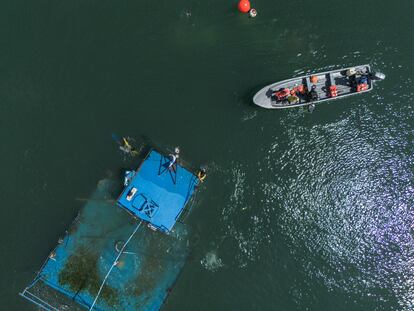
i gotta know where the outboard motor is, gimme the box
[308,103,315,113]
[370,72,386,81]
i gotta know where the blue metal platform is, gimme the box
[20,148,201,311]
[117,149,199,233]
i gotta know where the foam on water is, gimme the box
[201,250,224,272]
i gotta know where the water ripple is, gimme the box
[259,107,414,310]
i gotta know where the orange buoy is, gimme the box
[238,0,251,13]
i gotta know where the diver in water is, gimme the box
[119,137,138,156]
[197,167,207,183]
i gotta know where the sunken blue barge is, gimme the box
[118,149,199,233]
[20,147,201,311]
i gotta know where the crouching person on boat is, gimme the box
[308,85,318,101]
[287,89,299,105]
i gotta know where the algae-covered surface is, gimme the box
[127,224,189,309]
[23,179,191,310]
[58,246,119,307]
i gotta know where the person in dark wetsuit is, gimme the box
[309,85,318,101]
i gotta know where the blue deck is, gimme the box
[21,179,192,311]
[20,149,201,311]
[117,149,199,233]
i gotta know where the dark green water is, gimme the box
[1,0,414,310]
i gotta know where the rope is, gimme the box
[88,220,143,311]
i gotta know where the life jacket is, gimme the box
[274,88,290,100]
[356,83,368,92]
[295,85,305,94]
[329,85,338,97]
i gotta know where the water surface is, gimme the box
[1,0,413,310]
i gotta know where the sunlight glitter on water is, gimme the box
[258,106,414,310]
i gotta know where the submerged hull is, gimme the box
[253,65,375,109]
